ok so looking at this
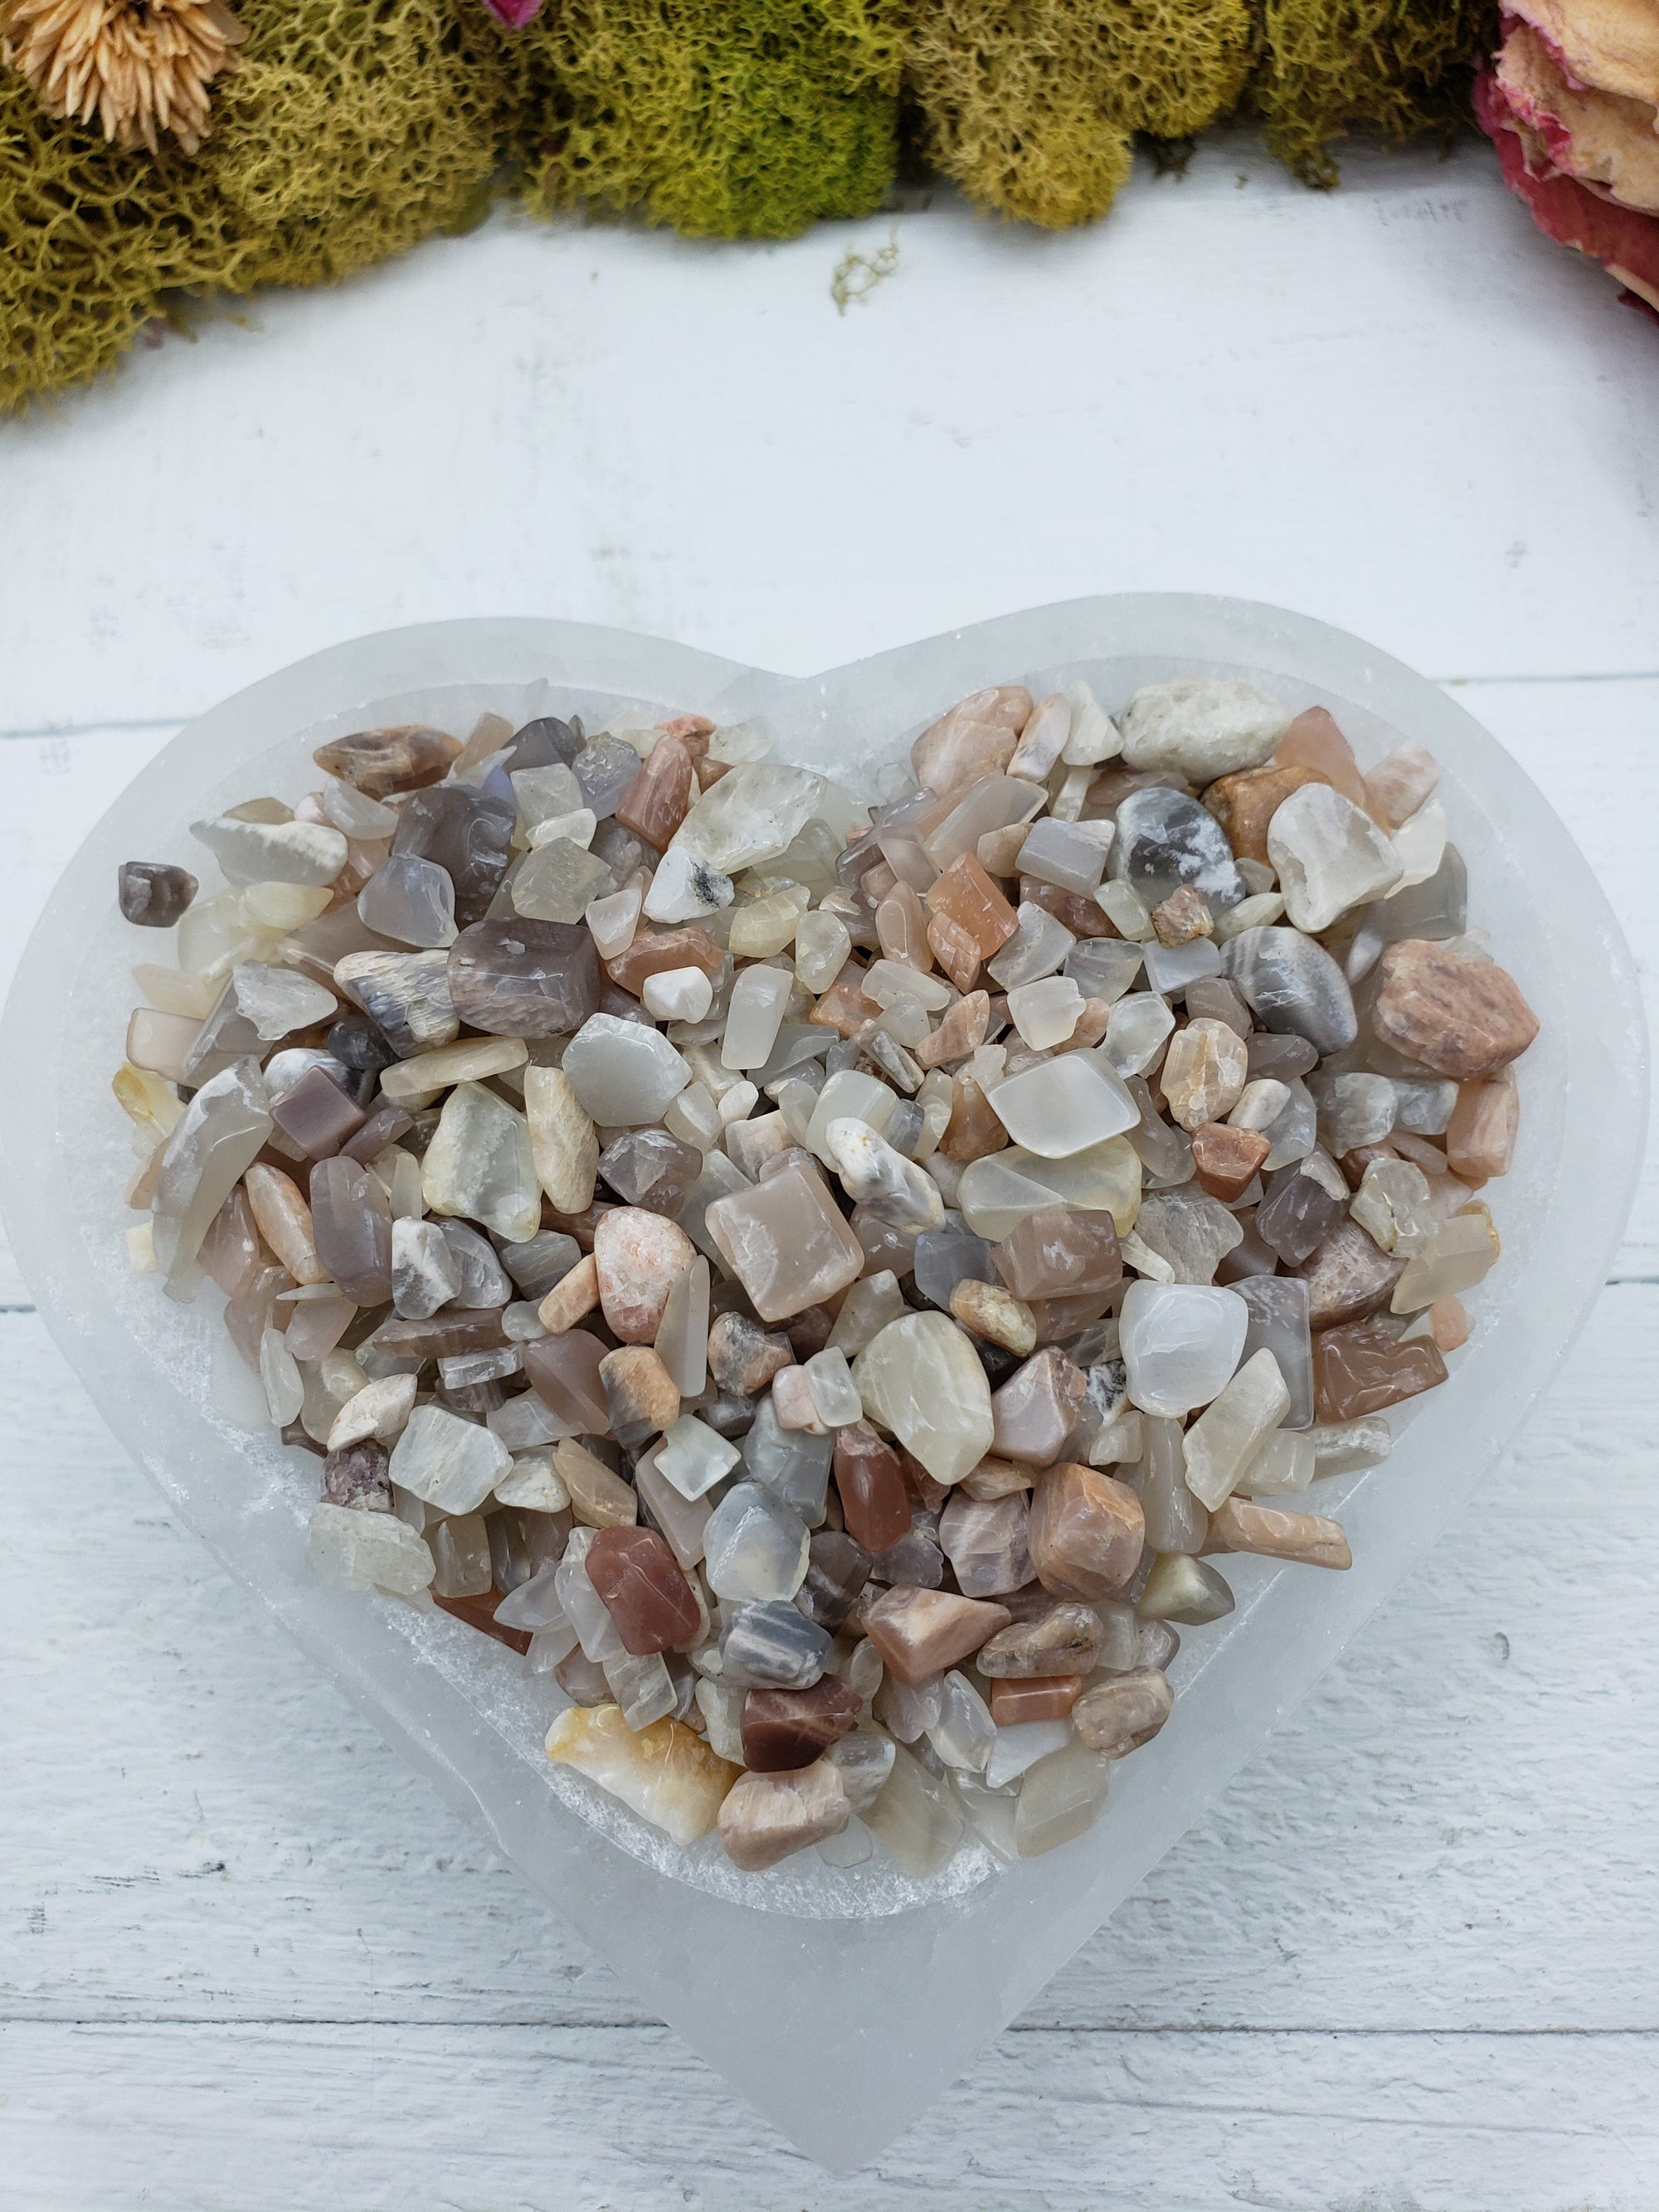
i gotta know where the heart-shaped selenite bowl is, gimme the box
[0,598,1644,2165]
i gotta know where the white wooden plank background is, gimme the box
[0,129,1655,2209]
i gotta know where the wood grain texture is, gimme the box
[5,2024,1655,2210]
[0,139,1657,736]
[0,134,1655,2208]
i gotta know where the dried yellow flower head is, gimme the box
[1,0,245,156]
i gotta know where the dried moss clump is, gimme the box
[905,0,1255,230]
[1255,0,1499,187]
[518,0,903,240]
[1,0,520,411]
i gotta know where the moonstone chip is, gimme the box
[985,901,1076,989]
[1224,925,1358,1055]
[1017,816,1107,895]
[592,1205,696,1342]
[1350,1157,1438,1258]
[327,1373,418,1451]
[1389,1212,1501,1314]
[447,918,600,1038]
[720,1598,832,1688]
[655,1413,741,1500]
[1027,1461,1145,1599]
[1312,1323,1449,1422]
[1014,1741,1112,1857]
[654,1256,710,1395]
[939,1491,1033,1598]
[1065,936,1143,1006]
[1119,1280,1249,1417]
[1111,786,1248,912]
[832,1421,912,1551]
[391,785,516,926]
[1138,1553,1236,1625]
[1118,678,1291,779]
[954,1150,1097,1242]
[562,1014,691,1125]
[1295,1217,1404,1327]
[334,949,459,1057]
[991,1347,1088,1465]
[119,860,198,926]
[669,762,828,874]
[522,1328,610,1432]
[420,1082,540,1242]
[191,814,348,887]
[742,1398,834,1522]
[927,1670,997,1772]
[1160,1018,1248,1131]
[704,1163,865,1323]
[977,1602,1104,1680]
[308,1502,434,1596]
[1181,1347,1291,1509]
[863,1586,1012,1684]
[794,907,854,991]
[182,964,338,1082]
[520,1065,598,1215]
[852,1312,995,1486]
[305,1156,392,1305]
[1370,939,1540,1081]
[1233,1428,1317,1496]
[722,962,793,1070]
[1233,1274,1314,1428]
[1102,992,1175,1078]
[357,851,457,948]
[864,1742,964,1876]
[1267,784,1404,934]
[824,1118,944,1228]
[702,1484,810,1602]
[1132,1188,1244,1286]
[389,1403,511,1514]
[986,1051,1138,1159]
[150,1061,273,1289]
[641,848,735,926]
[512,839,615,925]
[742,1679,864,1773]
[719,1762,850,1869]
[805,1069,899,1159]
[314,724,460,798]
[586,1525,701,1654]
[391,1215,463,1318]
[545,1707,737,1845]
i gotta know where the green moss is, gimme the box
[1,0,520,412]
[904,0,1254,229]
[0,0,1499,407]
[1254,0,1497,187]
[518,0,902,241]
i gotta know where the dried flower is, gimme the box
[482,0,542,25]
[1,0,246,156]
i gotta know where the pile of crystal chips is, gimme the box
[111,674,1537,1877]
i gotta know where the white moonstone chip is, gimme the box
[986,1051,1139,1159]
[1119,1279,1250,1419]
[1117,678,1290,780]
[421,1081,542,1242]
[852,1311,994,1486]
[656,1413,742,1500]
[561,1014,692,1126]
[389,1403,512,1514]
[702,1482,810,1601]
[1180,1348,1292,1509]
[308,1503,435,1597]
[1267,784,1404,934]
